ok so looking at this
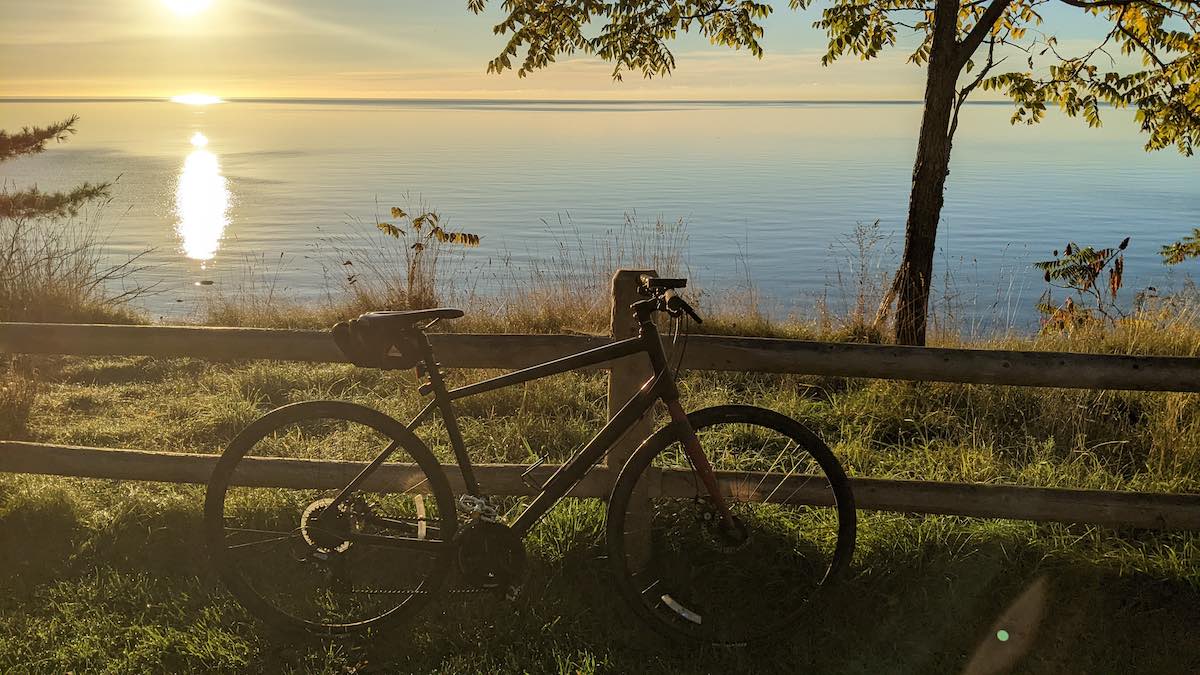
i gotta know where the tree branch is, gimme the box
[956,0,1013,69]
[1056,0,1190,20]
[949,34,1002,140]
[1057,0,1163,8]
[0,116,79,163]
[1116,18,1169,70]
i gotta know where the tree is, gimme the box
[0,117,144,323]
[0,116,109,221]
[465,0,1200,344]
[1161,226,1200,263]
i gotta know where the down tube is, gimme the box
[510,376,665,536]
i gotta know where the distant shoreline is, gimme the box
[0,96,1026,107]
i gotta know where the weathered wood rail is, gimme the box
[3,441,1196,530]
[2,269,1199,530]
[2,320,1197,391]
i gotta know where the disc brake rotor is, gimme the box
[301,497,354,554]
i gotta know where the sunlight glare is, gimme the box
[162,0,212,17]
[175,134,231,261]
[171,93,221,105]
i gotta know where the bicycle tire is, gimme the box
[204,400,457,635]
[606,405,856,646]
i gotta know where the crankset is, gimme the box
[454,520,526,591]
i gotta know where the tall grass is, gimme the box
[0,364,36,440]
[199,209,695,334]
[0,215,147,324]
[469,212,690,333]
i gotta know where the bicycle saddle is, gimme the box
[356,308,464,330]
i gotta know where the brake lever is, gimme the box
[665,293,703,324]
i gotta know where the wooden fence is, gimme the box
[2,269,1200,530]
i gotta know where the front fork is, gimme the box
[664,397,738,528]
[633,305,738,529]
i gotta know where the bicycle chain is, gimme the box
[341,585,492,596]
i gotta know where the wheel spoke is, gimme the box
[226,532,300,550]
[607,407,855,645]
[206,403,456,633]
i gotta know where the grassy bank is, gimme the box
[3,309,1200,672]
[4,210,1200,672]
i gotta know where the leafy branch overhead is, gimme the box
[469,1,775,80]
[468,0,1200,154]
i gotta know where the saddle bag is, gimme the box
[331,318,421,370]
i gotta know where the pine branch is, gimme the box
[0,183,111,221]
[0,116,79,163]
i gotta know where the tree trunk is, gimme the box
[893,0,962,346]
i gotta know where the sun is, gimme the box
[171,93,222,105]
[162,0,212,17]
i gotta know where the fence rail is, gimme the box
[4,441,1197,530]
[1,321,1197,391]
[2,269,1199,531]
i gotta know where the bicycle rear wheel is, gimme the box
[606,405,856,646]
[204,401,456,635]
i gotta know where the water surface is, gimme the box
[1,99,1195,328]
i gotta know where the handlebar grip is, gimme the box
[665,291,703,324]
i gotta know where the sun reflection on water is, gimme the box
[175,132,230,261]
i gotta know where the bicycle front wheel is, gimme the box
[204,401,457,635]
[607,405,856,646]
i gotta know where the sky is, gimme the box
[0,0,1118,100]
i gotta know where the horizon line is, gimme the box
[0,95,1024,106]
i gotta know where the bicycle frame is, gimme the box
[330,306,691,548]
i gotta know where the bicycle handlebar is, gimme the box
[634,275,704,324]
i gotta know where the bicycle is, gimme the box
[204,275,856,646]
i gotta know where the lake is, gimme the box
[1,99,1196,330]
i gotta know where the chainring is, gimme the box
[454,520,526,590]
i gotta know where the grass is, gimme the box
[3,335,1200,672]
[0,215,147,325]
[4,209,1200,671]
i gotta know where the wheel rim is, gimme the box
[207,405,453,631]
[611,407,854,645]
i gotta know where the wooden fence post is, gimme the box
[607,269,657,471]
[608,269,656,565]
